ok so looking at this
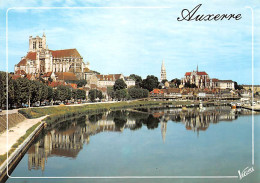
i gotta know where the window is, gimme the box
[33,41,36,49]
[39,41,42,48]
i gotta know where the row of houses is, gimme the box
[150,88,239,100]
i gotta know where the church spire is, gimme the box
[160,59,167,82]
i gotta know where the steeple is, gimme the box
[160,60,167,82]
[196,64,198,72]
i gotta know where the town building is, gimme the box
[181,65,209,88]
[181,66,234,90]
[85,74,135,88]
[15,32,89,80]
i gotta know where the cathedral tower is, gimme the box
[160,60,167,82]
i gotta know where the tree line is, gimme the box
[0,72,86,109]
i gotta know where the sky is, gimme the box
[0,0,259,84]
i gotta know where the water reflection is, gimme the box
[27,107,253,172]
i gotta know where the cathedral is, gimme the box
[15,33,89,79]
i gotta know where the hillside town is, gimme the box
[0,32,259,109]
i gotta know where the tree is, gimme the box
[234,82,243,90]
[53,89,60,101]
[16,78,30,105]
[88,89,103,102]
[129,74,142,88]
[107,86,115,99]
[170,78,181,88]
[184,81,197,88]
[57,85,72,102]
[115,89,127,101]
[161,79,168,84]
[141,75,159,91]
[76,79,87,87]
[128,87,149,99]
[47,86,53,101]
[76,89,86,100]
[113,79,127,91]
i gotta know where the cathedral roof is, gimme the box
[197,71,208,75]
[51,49,81,58]
[17,59,27,66]
[185,72,191,76]
[26,52,37,60]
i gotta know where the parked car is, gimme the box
[0,108,2,112]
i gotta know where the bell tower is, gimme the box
[28,32,46,52]
[160,60,167,82]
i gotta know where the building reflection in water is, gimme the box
[27,107,252,171]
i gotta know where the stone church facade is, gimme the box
[15,33,89,79]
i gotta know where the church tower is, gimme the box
[160,60,167,82]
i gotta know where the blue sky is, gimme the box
[0,0,259,84]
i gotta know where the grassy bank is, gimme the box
[19,100,193,125]
[0,122,41,165]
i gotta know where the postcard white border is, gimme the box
[5,6,254,180]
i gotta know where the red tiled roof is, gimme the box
[12,75,21,80]
[42,72,52,77]
[150,89,164,94]
[25,52,37,60]
[185,72,191,76]
[55,72,78,81]
[67,83,77,89]
[15,70,26,75]
[26,74,32,80]
[51,49,81,58]
[163,88,181,94]
[17,59,27,66]
[48,81,65,88]
[197,71,208,75]
[212,78,219,82]
[218,80,233,83]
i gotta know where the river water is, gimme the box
[5,106,260,183]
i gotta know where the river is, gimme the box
[4,106,260,183]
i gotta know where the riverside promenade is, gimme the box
[0,115,46,156]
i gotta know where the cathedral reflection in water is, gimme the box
[27,107,252,171]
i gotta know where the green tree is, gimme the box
[0,72,5,108]
[128,87,148,99]
[47,86,53,101]
[88,89,103,102]
[76,89,86,100]
[16,78,30,105]
[129,74,142,88]
[161,79,168,84]
[115,89,127,101]
[53,89,60,101]
[171,78,181,88]
[107,86,115,99]
[113,79,127,91]
[76,80,87,87]
[234,82,243,90]
[57,85,72,102]
[141,75,159,91]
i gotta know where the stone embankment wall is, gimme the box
[0,114,26,134]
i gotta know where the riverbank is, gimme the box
[0,120,45,182]
[18,100,197,124]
